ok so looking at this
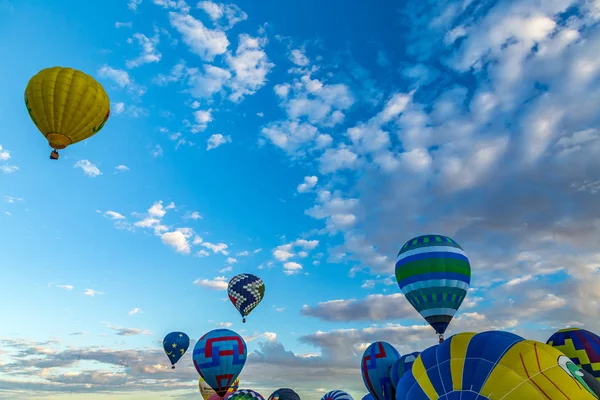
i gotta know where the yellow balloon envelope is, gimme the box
[24,67,110,160]
[199,376,239,400]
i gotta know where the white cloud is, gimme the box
[97,65,131,87]
[55,284,73,291]
[194,276,228,290]
[83,289,104,297]
[74,160,102,177]
[207,133,231,150]
[0,165,18,174]
[115,165,130,172]
[283,261,303,275]
[126,31,161,68]
[128,0,142,11]
[226,34,274,102]
[197,1,248,30]
[113,102,126,115]
[0,144,11,161]
[160,228,194,254]
[103,211,126,220]
[297,175,318,193]
[184,211,203,220]
[128,308,142,315]
[226,257,237,265]
[151,145,164,158]
[193,109,213,132]
[168,12,229,61]
[318,146,359,174]
[3,196,23,204]
[290,49,309,66]
[201,242,229,255]
[115,21,132,28]
[260,120,321,156]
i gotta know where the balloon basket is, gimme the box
[171,366,175,369]
[50,150,59,160]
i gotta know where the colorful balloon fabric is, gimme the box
[228,273,265,323]
[200,376,240,400]
[321,390,354,400]
[361,341,401,400]
[193,329,247,397]
[162,331,189,368]
[229,389,265,400]
[396,330,600,399]
[25,67,110,160]
[547,327,600,382]
[268,388,301,400]
[362,395,374,400]
[395,234,471,337]
[209,394,222,400]
[389,352,419,390]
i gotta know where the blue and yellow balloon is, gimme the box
[396,330,600,399]
[163,331,189,369]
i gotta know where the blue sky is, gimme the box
[2,0,600,399]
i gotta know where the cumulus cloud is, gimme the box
[126,31,161,68]
[207,133,232,150]
[297,176,318,193]
[194,276,228,290]
[168,12,229,61]
[197,1,248,30]
[74,160,102,177]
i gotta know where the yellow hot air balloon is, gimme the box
[24,67,110,160]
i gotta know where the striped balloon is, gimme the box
[321,390,353,400]
[389,352,419,390]
[547,327,600,382]
[395,234,471,337]
[229,389,265,400]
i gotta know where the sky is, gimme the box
[1,0,600,398]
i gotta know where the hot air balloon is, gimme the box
[389,352,419,391]
[162,331,189,369]
[228,273,265,323]
[25,67,110,160]
[229,389,265,400]
[395,234,471,343]
[193,329,247,397]
[321,390,353,400]
[361,342,400,400]
[268,388,300,400]
[200,376,240,400]
[547,327,600,382]
[361,395,374,400]
[396,330,600,399]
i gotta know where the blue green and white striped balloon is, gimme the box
[394,234,471,336]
